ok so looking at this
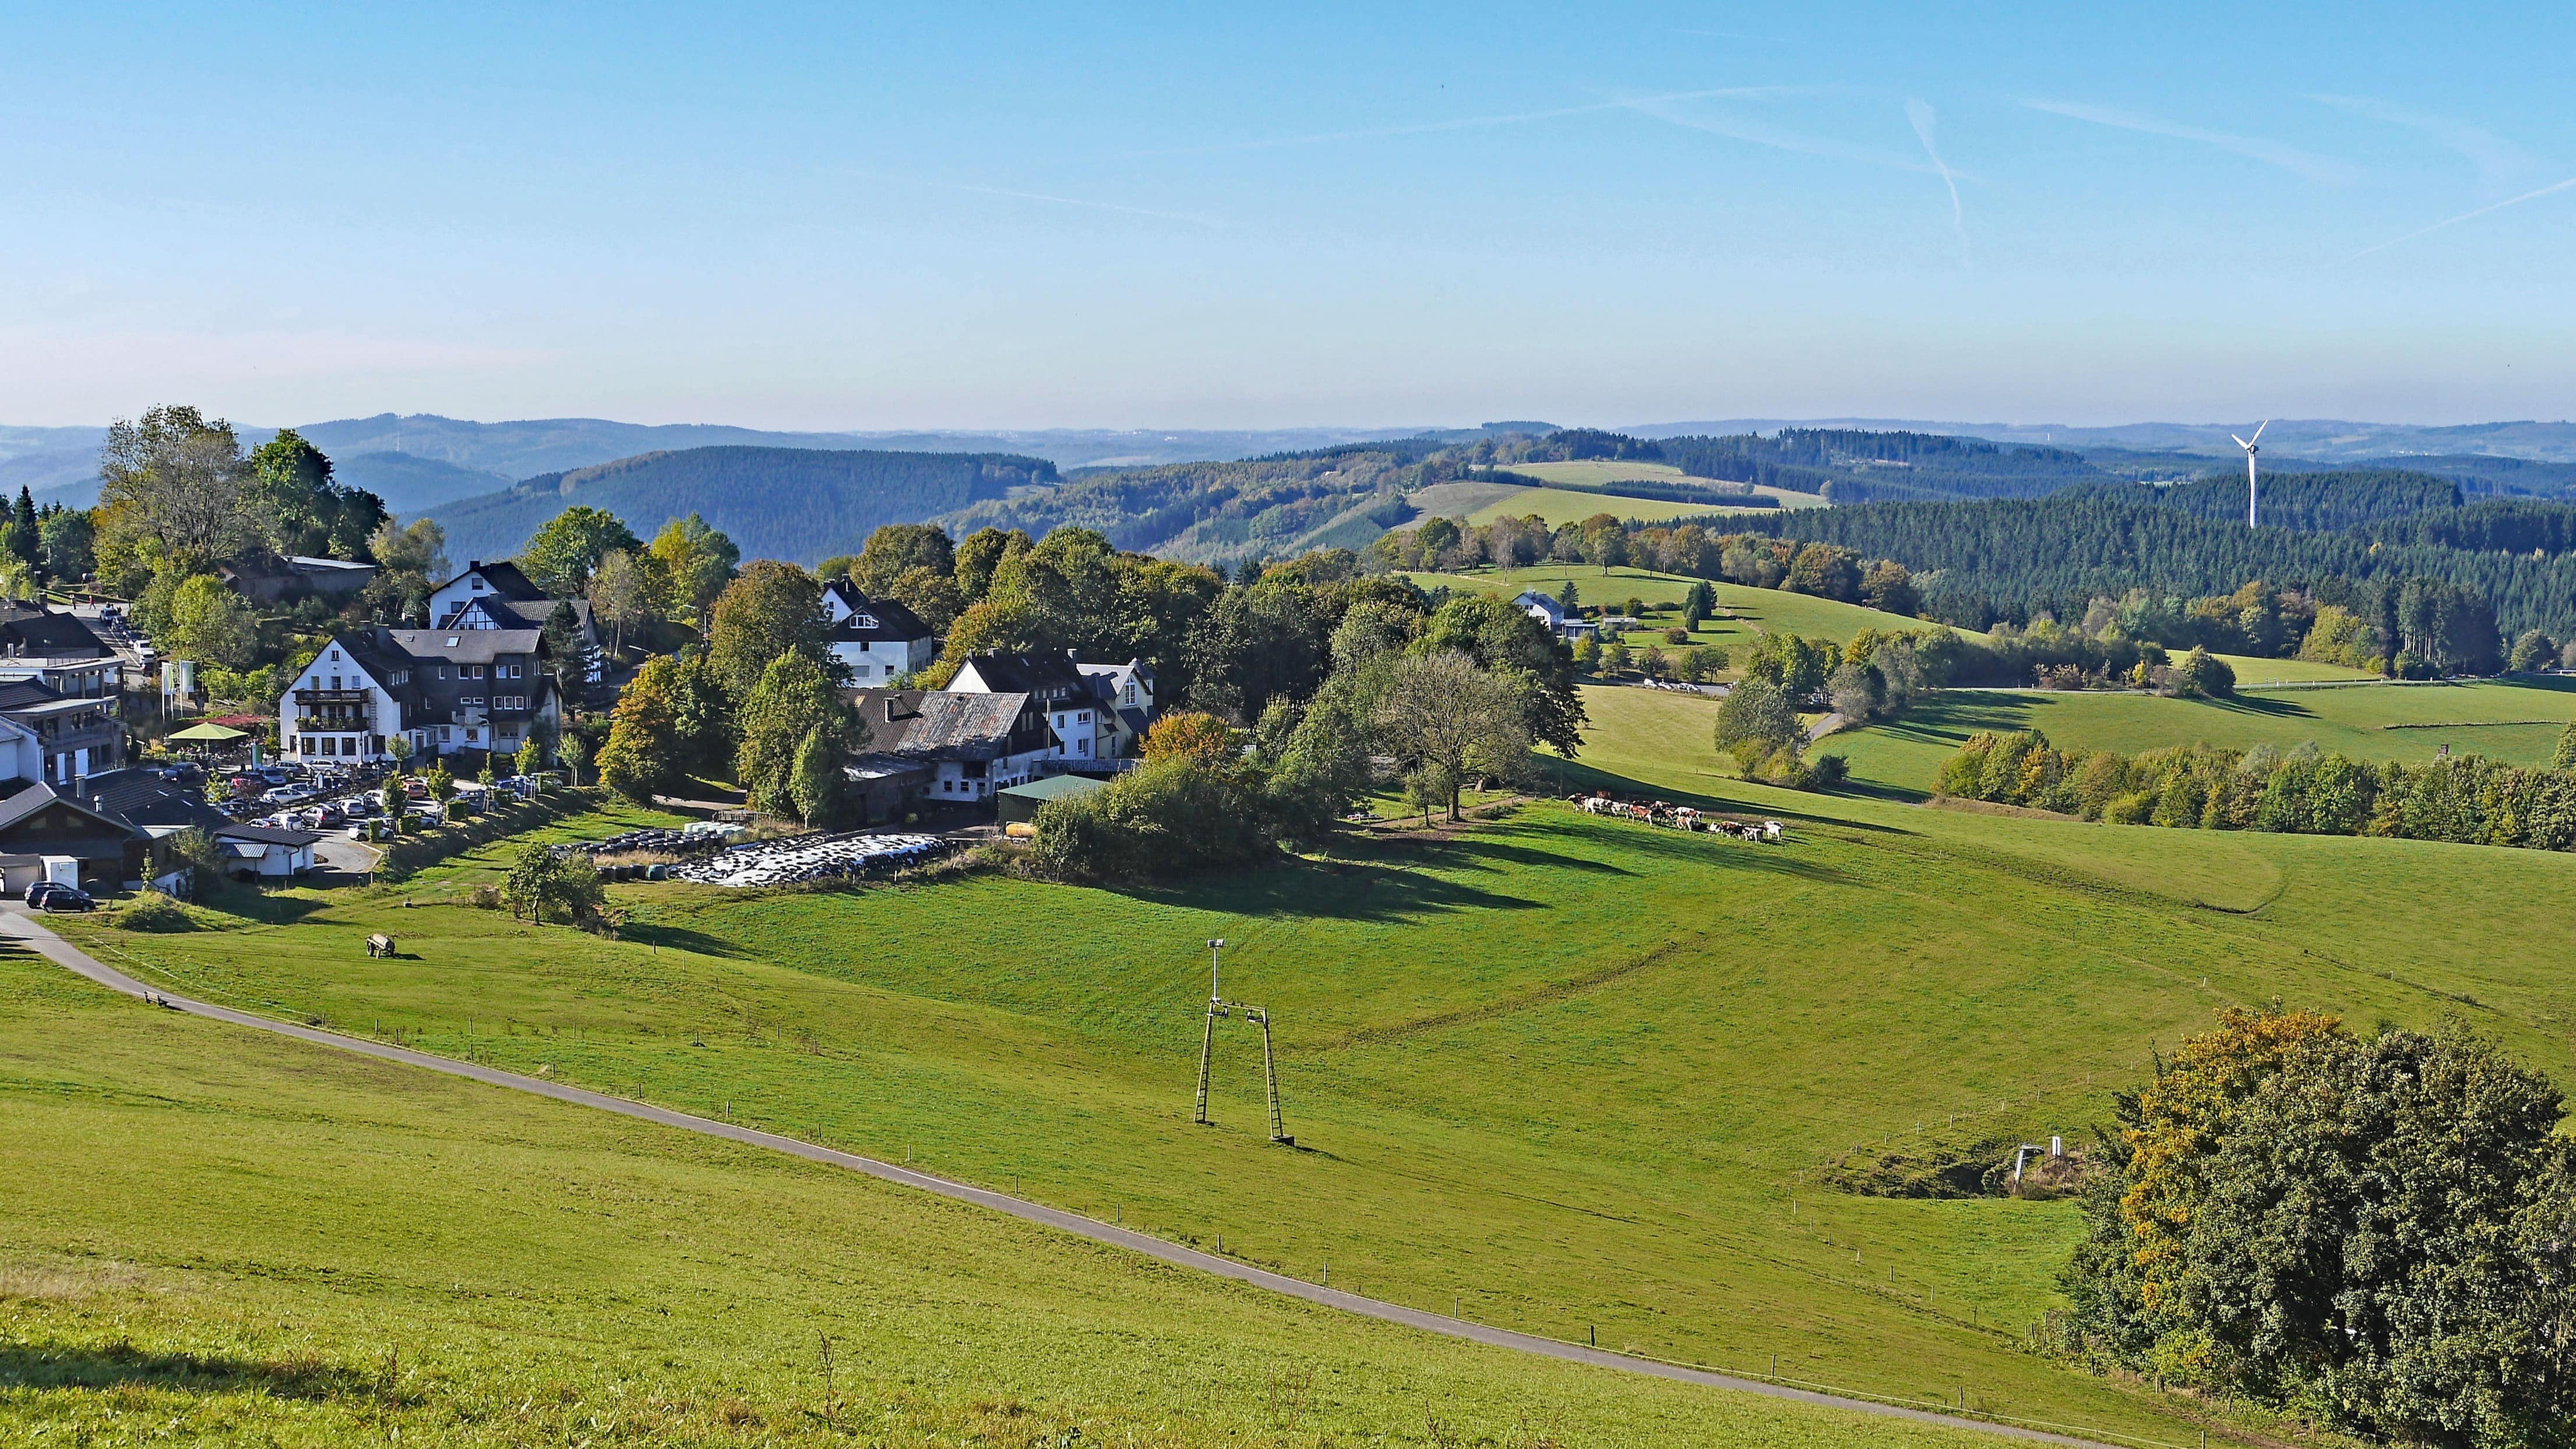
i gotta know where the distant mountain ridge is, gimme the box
[1627,417,2576,465]
[425,445,1058,566]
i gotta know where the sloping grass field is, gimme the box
[1,943,2000,1449]
[1503,460,1828,510]
[24,697,2576,1448]
[1461,487,1767,528]
[1827,678,2576,796]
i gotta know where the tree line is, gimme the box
[1719,481,2576,641]
[1938,725,2576,852]
[594,522,1588,854]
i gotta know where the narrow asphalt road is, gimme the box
[5,908,2142,1449]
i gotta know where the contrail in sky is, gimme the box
[1131,87,1806,157]
[2346,175,2576,259]
[2308,94,2534,186]
[1906,98,1969,266]
[2024,99,2359,184]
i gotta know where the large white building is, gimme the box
[280,627,560,763]
[822,580,938,685]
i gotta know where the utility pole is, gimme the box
[1194,939,1224,1126]
[1191,937,1292,1144]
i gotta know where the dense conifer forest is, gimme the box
[1733,481,2576,637]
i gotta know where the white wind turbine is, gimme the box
[2230,420,2268,527]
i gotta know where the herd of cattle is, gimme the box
[1570,793,1785,842]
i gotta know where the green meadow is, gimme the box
[25,676,2575,1448]
[0,945,2006,1449]
[1400,566,1936,649]
[1463,486,1756,528]
[1826,678,2576,797]
[1501,460,1828,510]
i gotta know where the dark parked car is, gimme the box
[25,881,93,911]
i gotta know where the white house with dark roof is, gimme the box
[821,580,938,684]
[281,627,559,762]
[1074,658,1156,758]
[1514,589,1594,641]
[429,560,548,628]
[947,651,1102,762]
[429,560,603,682]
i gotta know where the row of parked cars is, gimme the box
[256,777,528,839]
[22,880,96,912]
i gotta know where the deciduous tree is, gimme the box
[517,506,640,597]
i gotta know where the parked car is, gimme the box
[24,881,64,907]
[37,886,96,913]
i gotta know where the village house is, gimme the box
[947,650,1122,764]
[1515,590,1594,641]
[842,687,1054,820]
[1074,658,1156,758]
[279,626,559,764]
[428,560,602,682]
[821,580,937,685]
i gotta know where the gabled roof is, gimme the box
[384,628,545,665]
[437,560,546,601]
[82,770,232,833]
[0,603,111,661]
[823,583,932,643]
[0,782,149,840]
[0,679,64,712]
[215,823,325,847]
[851,689,1035,761]
[957,650,1086,699]
[463,595,591,632]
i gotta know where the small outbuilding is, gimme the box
[212,823,323,880]
[995,773,1106,827]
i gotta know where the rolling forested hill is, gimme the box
[427,446,1056,565]
[1495,426,2113,502]
[938,439,1440,566]
[2153,468,2462,531]
[1739,480,2576,637]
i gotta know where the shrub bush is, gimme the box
[1026,759,1275,883]
[111,890,193,932]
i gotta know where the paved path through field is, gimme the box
[5,907,2139,1449]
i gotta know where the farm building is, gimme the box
[996,773,1105,826]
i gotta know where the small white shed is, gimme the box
[212,824,322,880]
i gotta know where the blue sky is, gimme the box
[4,2,2570,429]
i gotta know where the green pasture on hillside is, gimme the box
[1826,678,2576,796]
[1504,460,1828,509]
[47,718,2576,1447]
[0,950,2006,1449]
[1405,566,1945,648]
[1464,486,1756,528]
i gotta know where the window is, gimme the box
[439,727,452,742]
[466,728,478,742]
[329,675,340,690]
[329,649,341,662]
[467,665,485,678]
